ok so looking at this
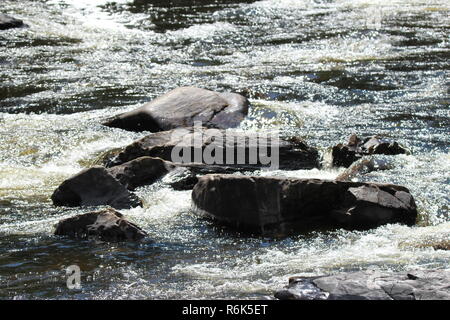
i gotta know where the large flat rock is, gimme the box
[103,87,249,132]
[275,269,450,300]
[191,175,417,236]
[107,126,319,171]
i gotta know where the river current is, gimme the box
[0,0,449,299]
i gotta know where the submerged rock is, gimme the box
[107,126,320,171]
[51,166,142,209]
[54,208,147,242]
[163,167,199,191]
[275,269,450,300]
[191,175,417,236]
[103,87,249,132]
[92,147,124,167]
[0,14,24,30]
[336,158,392,181]
[332,134,408,168]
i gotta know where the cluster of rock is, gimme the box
[52,87,321,211]
[336,158,392,182]
[2,12,442,298]
[46,87,446,299]
[51,86,414,243]
[332,134,408,168]
[274,269,450,300]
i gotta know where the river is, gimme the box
[0,0,449,299]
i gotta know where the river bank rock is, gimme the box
[51,166,142,209]
[191,175,417,236]
[332,134,408,168]
[274,269,450,300]
[107,126,320,171]
[54,208,147,242]
[0,14,24,30]
[103,87,249,132]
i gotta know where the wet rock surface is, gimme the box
[54,208,147,242]
[163,167,200,191]
[336,158,392,181]
[107,126,320,171]
[52,156,177,208]
[51,166,142,209]
[332,134,408,168]
[103,87,249,132]
[275,269,450,300]
[107,156,175,190]
[0,14,24,30]
[192,174,417,236]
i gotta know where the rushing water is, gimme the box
[0,0,449,299]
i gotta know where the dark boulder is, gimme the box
[103,87,249,132]
[191,175,417,236]
[54,208,147,242]
[0,14,24,30]
[51,157,175,208]
[332,134,408,168]
[107,126,319,171]
[275,269,450,300]
[107,156,175,190]
[51,166,142,209]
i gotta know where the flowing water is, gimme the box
[0,0,449,299]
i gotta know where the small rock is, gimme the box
[0,14,24,30]
[275,269,450,300]
[274,277,329,300]
[163,167,199,191]
[92,147,124,167]
[54,208,147,242]
[336,158,392,181]
[332,134,407,168]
